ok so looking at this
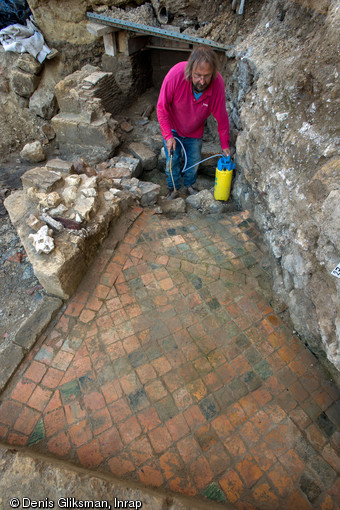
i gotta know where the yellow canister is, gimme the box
[214,156,235,201]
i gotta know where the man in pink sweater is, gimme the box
[157,46,230,199]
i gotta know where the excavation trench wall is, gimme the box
[0,0,339,371]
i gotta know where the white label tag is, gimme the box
[331,263,340,278]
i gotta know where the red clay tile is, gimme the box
[119,415,141,445]
[152,355,171,376]
[64,401,86,425]
[166,414,189,442]
[219,469,245,504]
[169,475,197,496]
[224,432,247,460]
[173,387,194,411]
[239,393,259,418]
[212,414,234,441]
[44,407,66,437]
[27,386,52,412]
[14,407,40,435]
[24,360,48,382]
[190,456,214,490]
[280,449,305,480]
[236,454,263,488]
[145,379,168,402]
[159,449,183,480]
[252,482,280,509]
[77,439,103,468]
[44,391,62,413]
[51,350,74,371]
[84,391,106,412]
[108,452,135,476]
[41,367,64,389]
[138,460,164,487]
[108,398,132,423]
[7,432,28,446]
[264,428,288,456]
[100,380,122,405]
[148,425,172,453]
[64,302,84,317]
[177,436,201,464]
[252,441,277,472]
[267,462,294,497]
[97,426,123,458]
[47,431,71,457]
[91,407,112,435]
[183,405,206,431]
[11,380,36,403]
[124,431,150,464]
[289,407,312,429]
[69,419,93,447]
[194,423,218,452]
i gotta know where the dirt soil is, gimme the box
[0,154,49,348]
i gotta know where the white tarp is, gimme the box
[0,15,51,63]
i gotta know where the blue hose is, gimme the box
[173,136,224,173]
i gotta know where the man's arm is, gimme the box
[212,74,230,155]
[157,72,175,143]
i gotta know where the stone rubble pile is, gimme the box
[4,156,161,301]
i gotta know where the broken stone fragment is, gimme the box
[26,214,45,231]
[81,188,97,198]
[45,159,74,175]
[74,196,97,221]
[49,204,68,216]
[120,120,134,133]
[29,225,54,254]
[62,186,78,205]
[128,143,157,172]
[39,192,62,208]
[138,181,161,207]
[110,156,142,179]
[65,174,81,187]
[20,141,46,163]
[21,167,63,193]
[39,213,64,232]
[80,175,98,189]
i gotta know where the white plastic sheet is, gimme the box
[0,15,51,63]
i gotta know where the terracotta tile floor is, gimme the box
[1,207,339,509]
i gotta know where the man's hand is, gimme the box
[166,137,176,156]
[222,148,231,157]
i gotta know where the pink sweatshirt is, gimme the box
[157,61,230,150]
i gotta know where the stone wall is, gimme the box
[226,0,340,370]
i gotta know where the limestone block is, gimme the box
[45,159,74,174]
[110,156,142,178]
[20,141,46,164]
[29,88,58,120]
[29,225,55,254]
[21,166,62,192]
[129,142,157,171]
[16,54,43,75]
[11,69,40,98]
[138,181,160,207]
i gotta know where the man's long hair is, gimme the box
[184,46,219,81]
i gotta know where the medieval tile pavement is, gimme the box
[0,207,339,509]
